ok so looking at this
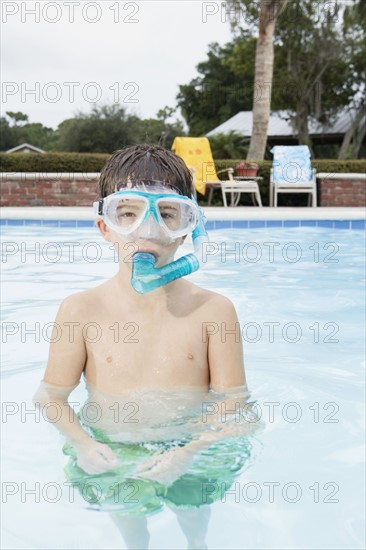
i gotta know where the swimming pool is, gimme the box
[1,223,365,549]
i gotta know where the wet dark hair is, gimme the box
[99,144,193,198]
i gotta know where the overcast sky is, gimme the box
[1,1,236,129]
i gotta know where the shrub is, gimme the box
[0,153,110,173]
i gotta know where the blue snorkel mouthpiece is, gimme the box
[131,252,200,295]
[131,209,208,295]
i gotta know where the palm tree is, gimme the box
[247,0,288,160]
[226,0,288,160]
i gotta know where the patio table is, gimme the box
[205,177,263,206]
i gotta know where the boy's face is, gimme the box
[95,184,188,269]
[96,219,185,269]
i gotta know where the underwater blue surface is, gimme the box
[1,225,365,549]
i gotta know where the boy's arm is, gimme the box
[33,295,119,474]
[191,295,252,447]
[33,295,91,447]
[207,295,246,389]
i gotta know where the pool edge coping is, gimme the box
[1,206,365,221]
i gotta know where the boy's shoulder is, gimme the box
[58,279,238,321]
[58,281,110,317]
[180,280,238,318]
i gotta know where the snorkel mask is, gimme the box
[94,181,208,294]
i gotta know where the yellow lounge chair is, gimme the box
[172,137,262,207]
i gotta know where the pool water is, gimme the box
[1,225,365,549]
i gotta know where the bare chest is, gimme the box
[83,313,209,392]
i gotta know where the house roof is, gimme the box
[206,109,365,138]
[6,143,46,153]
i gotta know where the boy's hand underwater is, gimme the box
[135,447,194,485]
[134,418,260,486]
[135,443,202,486]
[75,440,120,475]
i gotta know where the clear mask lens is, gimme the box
[107,196,148,232]
[101,192,198,239]
[156,198,196,234]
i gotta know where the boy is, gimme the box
[34,144,251,549]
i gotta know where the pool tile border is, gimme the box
[1,218,365,230]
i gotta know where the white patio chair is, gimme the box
[270,145,317,207]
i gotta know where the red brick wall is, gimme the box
[318,174,366,207]
[0,174,99,207]
[1,173,365,207]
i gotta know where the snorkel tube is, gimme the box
[131,207,208,295]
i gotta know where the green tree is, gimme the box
[0,113,57,151]
[6,111,29,126]
[54,104,185,152]
[177,32,256,135]
[17,123,57,150]
[55,104,142,153]
[0,117,17,150]
[178,0,364,158]
[338,0,366,158]
[227,0,364,156]
[271,1,356,153]
[138,107,186,148]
